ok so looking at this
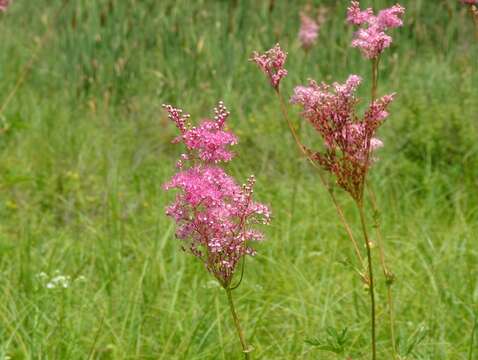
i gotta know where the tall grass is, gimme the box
[0,0,477,358]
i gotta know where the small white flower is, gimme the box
[45,274,71,289]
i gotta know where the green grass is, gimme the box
[0,0,477,358]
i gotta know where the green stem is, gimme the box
[357,202,377,360]
[366,185,397,358]
[369,56,398,358]
[268,0,275,13]
[387,286,396,356]
[227,0,238,34]
[229,256,246,290]
[225,287,251,359]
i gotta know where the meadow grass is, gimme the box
[0,0,477,358]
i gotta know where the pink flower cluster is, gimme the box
[163,102,271,286]
[291,75,394,200]
[165,102,238,164]
[299,13,320,50]
[0,0,11,12]
[251,44,288,90]
[347,1,405,59]
[462,0,478,4]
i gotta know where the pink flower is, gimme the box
[0,0,11,12]
[347,1,405,59]
[163,102,238,164]
[163,102,271,286]
[347,1,373,25]
[251,44,288,90]
[462,0,478,4]
[299,13,320,50]
[291,75,394,199]
[377,5,406,28]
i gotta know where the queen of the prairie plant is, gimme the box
[252,3,404,359]
[163,102,270,359]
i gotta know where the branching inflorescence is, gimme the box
[291,76,394,201]
[163,102,271,288]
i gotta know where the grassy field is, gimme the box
[0,0,477,359]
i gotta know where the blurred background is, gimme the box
[0,0,477,359]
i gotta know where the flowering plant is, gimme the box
[252,3,405,359]
[163,101,270,358]
[163,102,270,287]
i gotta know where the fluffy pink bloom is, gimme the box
[462,0,478,4]
[347,1,405,59]
[291,75,394,199]
[347,1,373,25]
[0,0,11,12]
[299,13,320,49]
[163,102,271,286]
[251,44,288,89]
[163,102,238,164]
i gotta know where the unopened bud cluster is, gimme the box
[251,44,288,90]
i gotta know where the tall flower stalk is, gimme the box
[289,74,395,360]
[163,102,271,359]
[252,2,404,359]
[348,2,405,357]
